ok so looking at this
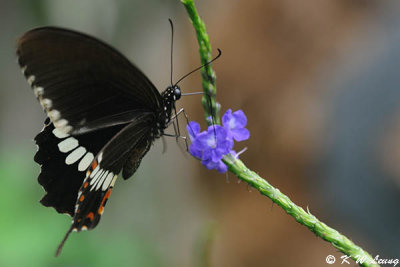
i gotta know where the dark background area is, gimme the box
[0,0,399,266]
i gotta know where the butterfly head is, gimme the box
[170,85,181,100]
[162,85,181,106]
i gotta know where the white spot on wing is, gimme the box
[95,170,108,191]
[54,119,68,128]
[52,118,73,134]
[78,152,94,171]
[98,152,103,163]
[90,165,100,178]
[27,75,35,85]
[33,86,44,97]
[21,65,27,75]
[63,125,73,133]
[40,98,52,108]
[58,137,78,152]
[102,173,114,191]
[52,128,69,139]
[110,175,117,187]
[92,170,107,191]
[65,146,86,165]
[90,169,104,185]
[48,109,60,120]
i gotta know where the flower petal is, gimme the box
[201,158,227,173]
[215,161,228,173]
[231,128,250,142]
[188,109,249,173]
[197,132,214,149]
[187,121,200,141]
[211,149,223,162]
[189,144,202,159]
[232,110,247,128]
[222,109,233,128]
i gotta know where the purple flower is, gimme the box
[187,121,200,141]
[202,158,228,173]
[188,125,233,173]
[222,109,250,142]
[186,109,250,173]
[187,121,202,158]
[195,125,232,162]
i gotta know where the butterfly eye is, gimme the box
[174,86,181,100]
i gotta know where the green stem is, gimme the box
[182,0,220,125]
[181,0,379,266]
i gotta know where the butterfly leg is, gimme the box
[172,108,191,151]
[170,107,189,124]
[163,125,188,152]
[165,107,190,151]
[172,106,183,143]
[173,120,189,152]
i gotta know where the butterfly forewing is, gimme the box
[17,27,162,135]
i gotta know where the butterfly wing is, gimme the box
[55,113,155,255]
[35,118,126,215]
[17,26,162,135]
[17,27,168,256]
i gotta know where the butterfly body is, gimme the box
[158,85,182,135]
[17,26,182,254]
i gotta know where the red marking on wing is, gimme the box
[98,189,112,215]
[91,160,98,170]
[87,212,94,221]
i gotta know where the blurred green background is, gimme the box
[1,0,399,266]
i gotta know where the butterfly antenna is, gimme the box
[55,225,74,257]
[169,18,174,86]
[174,48,222,86]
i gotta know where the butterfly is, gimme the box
[16,26,185,255]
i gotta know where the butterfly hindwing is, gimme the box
[35,118,126,215]
[71,157,117,231]
[17,27,162,135]
[122,137,152,179]
[54,114,156,255]
[73,133,152,231]
[72,113,155,229]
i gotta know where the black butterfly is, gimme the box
[17,27,184,255]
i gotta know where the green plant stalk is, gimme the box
[182,0,220,125]
[181,0,379,266]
